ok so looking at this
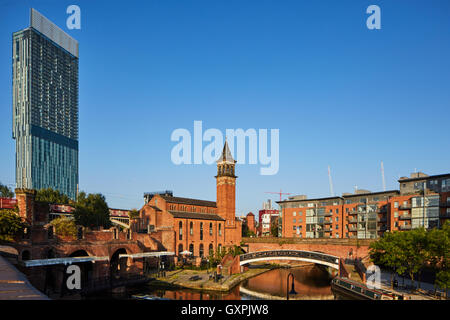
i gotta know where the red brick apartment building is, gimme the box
[278,172,450,239]
[136,141,242,256]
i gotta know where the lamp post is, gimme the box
[286,272,297,300]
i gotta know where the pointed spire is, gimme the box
[217,139,235,163]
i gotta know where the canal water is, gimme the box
[125,264,333,300]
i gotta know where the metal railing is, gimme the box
[240,250,339,267]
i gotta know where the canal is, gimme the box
[123,264,333,300]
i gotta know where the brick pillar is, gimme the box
[15,188,36,225]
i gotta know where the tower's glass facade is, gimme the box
[12,9,79,199]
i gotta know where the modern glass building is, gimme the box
[12,9,79,199]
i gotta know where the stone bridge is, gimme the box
[241,237,374,260]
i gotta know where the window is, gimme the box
[394,211,398,218]
[293,219,296,223]
[179,222,183,240]
[336,209,339,213]
[219,224,222,236]
[293,211,296,216]
[190,222,193,235]
[200,222,203,240]
[394,202,399,208]
[209,243,213,255]
[178,244,183,255]
[199,244,204,257]
[209,223,213,235]
[189,244,194,255]
[336,217,339,222]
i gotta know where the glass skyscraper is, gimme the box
[12,9,79,199]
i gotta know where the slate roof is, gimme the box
[168,210,225,221]
[161,195,217,207]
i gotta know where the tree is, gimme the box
[50,216,77,238]
[369,231,404,288]
[0,182,14,198]
[72,192,111,230]
[0,209,26,241]
[128,208,140,219]
[35,188,71,204]
[427,221,450,295]
[241,222,255,237]
[270,220,279,237]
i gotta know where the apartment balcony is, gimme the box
[399,204,412,210]
[377,216,387,222]
[324,212,333,217]
[399,224,412,230]
[324,220,333,224]
[376,207,387,213]
[377,225,388,231]
[348,226,357,232]
[347,218,358,223]
[399,214,412,220]
[347,211,357,215]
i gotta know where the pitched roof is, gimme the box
[160,195,217,208]
[168,210,225,221]
[217,140,235,163]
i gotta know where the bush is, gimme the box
[50,216,77,238]
[0,210,26,241]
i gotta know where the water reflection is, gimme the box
[130,264,333,300]
[241,265,333,300]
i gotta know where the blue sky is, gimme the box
[1,0,450,216]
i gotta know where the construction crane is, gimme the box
[328,165,335,197]
[265,190,293,202]
[381,161,386,191]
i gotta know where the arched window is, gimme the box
[179,221,183,240]
[209,223,213,235]
[209,243,213,256]
[190,222,193,235]
[218,223,222,236]
[178,244,183,255]
[199,244,204,257]
[200,222,203,240]
[189,243,194,256]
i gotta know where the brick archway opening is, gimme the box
[110,248,129,279]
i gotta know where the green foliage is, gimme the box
[0,209,26,241]
[270,220,279,237]
[242,223,256,237]
[35,188,71,204]
[72,192,111,230]
[0,182,14,198]
[128,208,140,219]
[370,224,450,290]
[50,216,77,238]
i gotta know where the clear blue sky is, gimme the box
[1,0,450,216]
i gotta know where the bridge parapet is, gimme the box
[239,250,340,269]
